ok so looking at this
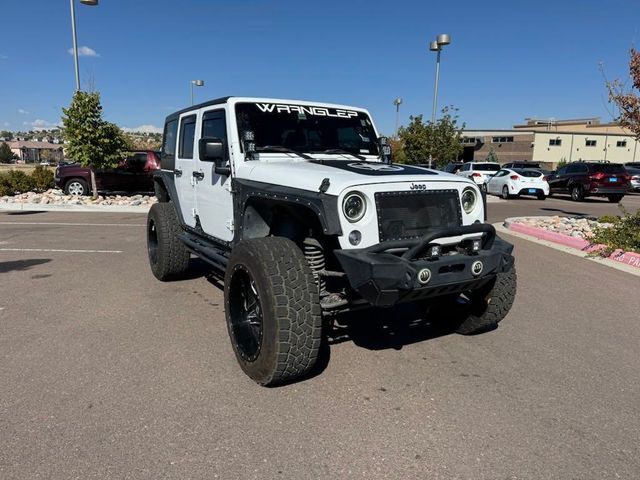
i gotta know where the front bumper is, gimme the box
[334,224,514,307]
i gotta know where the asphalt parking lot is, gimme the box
[1,195,640,479]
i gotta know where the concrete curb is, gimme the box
[497,218,640,276]
[0,202,151,213]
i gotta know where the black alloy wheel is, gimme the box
[228,266,264,362]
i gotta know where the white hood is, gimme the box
[235,155,476,196]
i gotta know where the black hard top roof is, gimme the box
[165,96,232,122]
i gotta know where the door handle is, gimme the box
[174,168,182,177]
[192,171,205,181]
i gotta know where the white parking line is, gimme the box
[0,248,122,254]
[0,222,144,227]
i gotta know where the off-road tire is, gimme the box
[147,202,190,281]
[64,178,89,196]
[607,194,624,203]
[224,237,322,386]
[571,184,584,201]
[455,265,517,335]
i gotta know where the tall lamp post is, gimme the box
[429,33,451,124]
[70,0,98,92]
[393,97,403,137]
[190,80,204,105]
[428,33,451,167]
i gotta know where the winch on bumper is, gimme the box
[334,224,514,307]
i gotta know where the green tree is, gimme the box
[61,91,127,196]
[606,49,640,139]
[396,106,464,167]
[0,130,13,140]
[0,142,16,163]
[486,149,498,163]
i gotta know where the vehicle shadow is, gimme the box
[5,210,47,215]
[0,258,51,273]
[328,302,467,351]
[540,207,591,216]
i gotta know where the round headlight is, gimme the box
[343,191,366,223]
[461,187,478,214]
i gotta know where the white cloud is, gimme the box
[24,119,62,131]
[18,109,29,115]
[122,124,163,134]
[68,46,100,57]
[0,54,8,60]
[2,122,10,127]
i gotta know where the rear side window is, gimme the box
[162,119,178,159]
[179,115,197,159]
[567,164,587,174]
[460,163,470,171]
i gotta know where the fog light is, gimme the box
[430,245,441,257]
[472,239,482,252]
[471,260,484,276]
[348,230,362,246]
[417,268,432,285]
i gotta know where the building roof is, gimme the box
[7,141,63,150]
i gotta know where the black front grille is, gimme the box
[375,190,462,242]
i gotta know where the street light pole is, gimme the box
[429,34,451,125]
[190,79,204,105]
[69,0,98,92]
[393,97,403,137]
[431,47,442,125]
[428,33,451,167]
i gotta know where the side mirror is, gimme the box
[199,137,224,162]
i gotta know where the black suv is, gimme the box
[547,162,629,202]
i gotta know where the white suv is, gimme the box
[146,97,517,385]
[457,162,501,190]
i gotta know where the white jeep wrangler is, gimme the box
[147,97,516,386]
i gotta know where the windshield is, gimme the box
[235,102,379,156]
[474,163,500,172]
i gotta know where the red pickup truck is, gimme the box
[54,150,161,196]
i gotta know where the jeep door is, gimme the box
[194,108,234,242]
[175,114,198,227]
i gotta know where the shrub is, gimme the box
[597,215,621,224]
[591,208,640,254]
[0,169,37,196]
[31,165,55,192]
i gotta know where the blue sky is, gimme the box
[0,0,638,135]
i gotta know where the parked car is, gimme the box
[546,162,630,202]
[443,162,464,174]
[624,162,640,168]
[486,168,549,200]
[502,161,542,170]
[626,167,640,192]
[456,161,500,190]
[39,160,51,167]
[55,151,161,196]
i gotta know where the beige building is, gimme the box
[462,117,640,167]
[8,141,65,163]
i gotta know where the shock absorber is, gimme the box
[303,237,326,295]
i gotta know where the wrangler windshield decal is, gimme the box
[235,102,380,156]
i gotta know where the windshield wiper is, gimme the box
[255,146,311,160]
[313,149,366,161]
